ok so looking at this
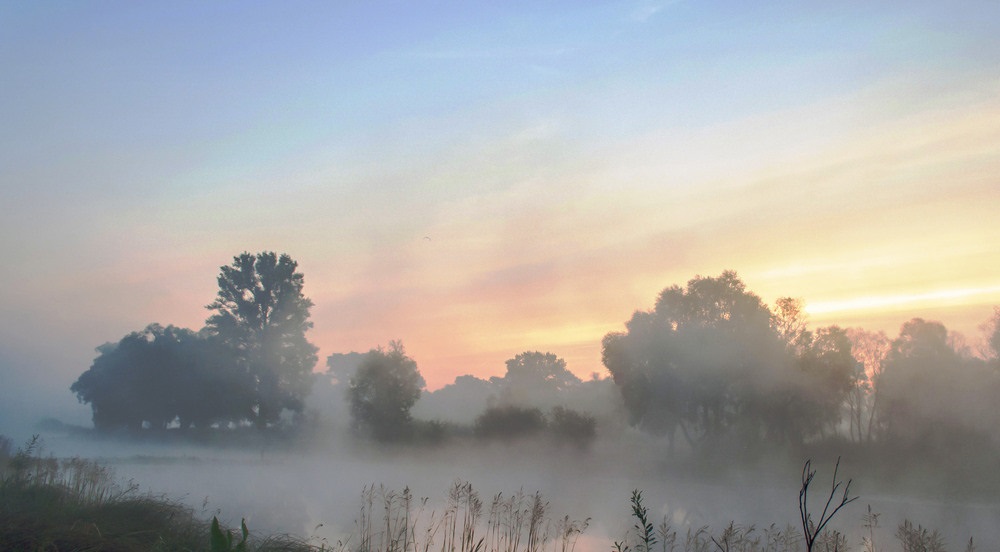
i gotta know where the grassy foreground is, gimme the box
[0,436,315,552]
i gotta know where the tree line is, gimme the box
[69,251,596,446]
[71,254,1000,461]
[602,270,1000,460]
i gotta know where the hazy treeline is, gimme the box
[314,345,603,447]
[69,253,1000,468]
[68,251,602,447]
[602,270,1000,462]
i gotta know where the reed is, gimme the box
[0,435,314,551]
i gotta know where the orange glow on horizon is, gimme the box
[804,286,1000,316]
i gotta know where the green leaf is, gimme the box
[235,518,249,551]
[210,516,229,552]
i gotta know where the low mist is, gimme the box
[14,423,1000,551]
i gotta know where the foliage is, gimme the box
[474,405,547,441]
[352,481,585,552]
[615,491,802,552]
[71,251,318,433]
[0,435,200,551]
[412,374,498,424]
[773,297,811,354]
[894,521,945,552]
[0,435,316,551]
[547,406,597,450]
[326,351,366,387]
[211,515,249,552]
[598,270,1000,458]
[205,251,319,428]
[845,329,891,444]
[493,351,582,408]
[625,489,657,552]
[776,326,856,443]
[71,324,242,431]
[876,318,1000,452]
[348,341,426,442]
[602,271,846,454]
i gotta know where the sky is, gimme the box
[1,1,999,424]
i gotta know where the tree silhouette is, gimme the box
[764,325,856,444]
[878,318,964,446]
[71,324,237,431]
[603,271,853,454]
[348,341,425,441]
[494,351,581,408]
[548,406,597,449]
[604,272,787,450]
[474,405,546,441]
[205,251,318,428]
[845,328,890,443]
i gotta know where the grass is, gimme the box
[348,481,590,552]
[0,435,314,552]
[612,460,977,552]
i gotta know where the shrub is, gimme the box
[474,405,546,441]
[548,406,597,450]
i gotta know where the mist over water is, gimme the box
[18,425,1000,552]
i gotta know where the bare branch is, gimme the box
[799,457,858,552]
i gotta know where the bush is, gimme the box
[549,406,597,450]
[474,405,546,441]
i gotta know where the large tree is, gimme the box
[778,325,856,443]
[876,316,1000,463]
[348,341,425,441]
[603,271,849,454]
[204,251,318,428]
[877,318,970,446]
[604,272,780,450]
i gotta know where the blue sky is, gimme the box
[2,1,999,425]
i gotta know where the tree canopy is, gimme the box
[348,341,426,442]
[71,324,241,431]
[602,271,852,454]
[205,251,318,427]
[875,318,994,448]
[492,351,581,408]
